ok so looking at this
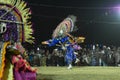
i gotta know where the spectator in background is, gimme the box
[52,49,60,66]
[28,50,34,66]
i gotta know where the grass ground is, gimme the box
[36,66,120,80]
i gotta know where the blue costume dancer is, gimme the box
[42,15,85,69]
[65,45,76,69]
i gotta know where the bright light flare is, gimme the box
[113,6,120,16]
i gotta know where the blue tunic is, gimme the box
[46,36,76,64]
[47,36,69,47]
[65,45,76,64]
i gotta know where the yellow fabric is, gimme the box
[8,64,14,80]
[0,42,14,80]
[0,42,10,78]
[1,60,14,80]
[76,37,85,43]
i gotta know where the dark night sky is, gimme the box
[25,0,120,46]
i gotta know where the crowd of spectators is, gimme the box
[27,44,120,67]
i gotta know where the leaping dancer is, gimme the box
[42,15,85,69]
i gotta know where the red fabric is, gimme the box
[12,55,37,72]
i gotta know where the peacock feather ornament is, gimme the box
[0,0,34,79]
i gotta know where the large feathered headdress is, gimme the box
[52,15,77,38]
[0,0,34,43]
